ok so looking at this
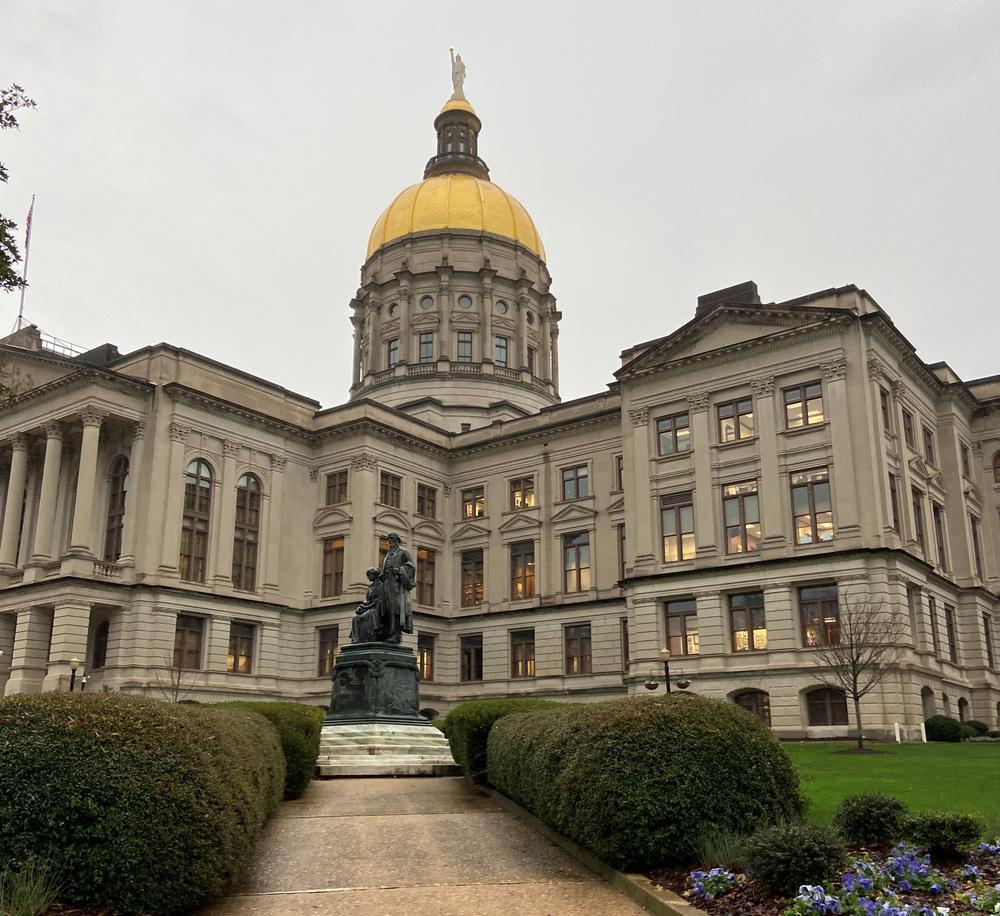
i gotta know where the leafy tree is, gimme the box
[0,84,37,293]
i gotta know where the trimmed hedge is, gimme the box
[964,719,989,737]
[221,701,324,799]
[833,793,907,846]
[442,698,562,783]
[903,810,985,859]
[487,695,804,870]
[744,824,844,897]
[925,715,963,742]
[0,694,285,915]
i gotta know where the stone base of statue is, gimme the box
[318,642,459,777]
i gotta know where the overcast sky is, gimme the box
[3,1,998,407]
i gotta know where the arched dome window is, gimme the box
[806,687,848,726]
[180,459,213,582]
[103,455,129,563]
[233,473,261,591]
[733,689,771,726]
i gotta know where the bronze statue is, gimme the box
[350,567,384,643]
[380,532,415,643]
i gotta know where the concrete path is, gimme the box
[201,776,648,916]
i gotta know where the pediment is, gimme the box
[498,511,542,533]
[908,455,929,479]
[412,518,446,541]
[964,483,982,506]
[0,346,77,396]
[314,506,352,527]
[373,508,409,533]
[451,312,481,327]
[608,496,626,515]
[380,319,400,337]
[411,313,440,328]
[453,521,491,542]
[493,316,517,333]
[551,502,598,524]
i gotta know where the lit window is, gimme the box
[511,629,535,678]
[790,469,833,545]
[717,398,754,442]
[562,532,591,593]
[227,622,254,674]
[510,476,536,510]
[321,536,345,598]
[416,547,435,605]
[656,412,691,455]
[723,481,761,554]
[510,540,535,599]
[800,585,839,646]
[317,626,339,676]
[730,593,767,652]
[461,486,485,518]
[660,493,695,562]
[417,633,435,680]
[564,623,592,674]
[666,598,699,656]
[784,382,824,429]
[461,549,484,607]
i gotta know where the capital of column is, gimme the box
[751,376,775,397]
[627,407,648,427]
[271,453,287,473]
[821,358,849,381]
[132,421,147,441]
[169,423,190,443]
[11,433,28,452]
[867,357,886,381]
[44,421,64,441]
[223,439,242,458]
[686,392,710,412]
[350,452,378,472]
[80,406,105,428]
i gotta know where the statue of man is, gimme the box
[349,567,383,644]
[450,48,466,99]
[380,532,415,643]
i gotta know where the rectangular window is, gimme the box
[932,504,948,571]
[173,614,204,670]
[666,598,699,656]
[416,483,437,518]
[564,623,592,674]
[661,492,695,562]
[325,469,348,505]
[791,469,833,545]
[460,634,483,681]
[387,338,399,368]
[494,335,509,367]
[656,412,691,455]
[418,332,434,364]
[785,382,825,429]
[911,487,926,552]
[944,605,958,664]
[902,409,915,448]
[971,516,984,579]
[922,426,936,465]
[617,523,626,580]
[960,444,972,479]
[929,596,941,656]
[511,629,535,678]
[717,398,754,442]
[614,454,624,491]
[416,546,436,605]
[801,584,840,647]
[984,614,995,669]
[457,331,473,363]
[527,346,536,376]
[380,472,401,507]
[417,633,434,681]
[321,536,345,598]
[378,535,389,569]
[318,626,339,676]
[509,476,536,510]
[879,387,892,433]
[461,548,484,607]
[461,486,485,518]
[562,531,591,593]
[906,586,920,646]
[888,473,901,532]
[561,464,590,501]
[620,617,630,670]
[730,592,767,652]
[510,540,536,599]
[723,481,761,554]
[227,622,254,674]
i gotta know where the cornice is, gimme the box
[453,406,621,456]
[0,367,154,414]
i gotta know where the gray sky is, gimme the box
[3,1,998,407]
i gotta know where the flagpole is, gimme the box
[14,195,35,332]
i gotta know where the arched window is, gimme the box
[958,697,969,723]
[994,451,1000,484]
[806,687,849,726]
[733,690,771,726]
[232,473,261,591]
[920,686,935,720]
[180,459,213,582]
[91,619,109,670]
[103,456,129,562]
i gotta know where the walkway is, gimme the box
[201,776,648,915]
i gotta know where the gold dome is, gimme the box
[439,97,477,116]
[366,174,546,261]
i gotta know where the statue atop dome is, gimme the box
[450,48,466,99]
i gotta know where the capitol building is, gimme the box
[0,76,998,739]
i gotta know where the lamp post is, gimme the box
[659,647,672,693]
[69,657,80,693]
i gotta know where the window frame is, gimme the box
[180,458,213,583]
[418,331,434,364]
[416,546,436,606]
[911,487,926,552]
[717,397,755,443]
[656,412,691,455]
[494,335,509,367]
[729,592,767,652]
[173,614,205,670]
[460,548,485,607]
[806,687,849,726]
[944,605,959,664]
[509,475,536,510]
[722,480,761,555]
[227,621,255,674]
[460,634,483,682]
[902,409,915,448]
[456,330,473,363]
[734,689,771,726]
[325,469,348,506]
[103,455,129,563]
[931,503,948,571]
[660,492,695,562]
[379,471,402,508]
[665,598,699,656]
[317,626,339,677]
[790,468,833,545]
[321,536,345,598]
[232,472,262,591]
[417,632,435,681]
[386,338,399,368]
[509,540,536,600]
[562,531,592,594]
[800,584,840,647]
[416,483,437,519]
[922,425,936,465]
[561,464,590,501]
[879,387,893,433]
[461,486,485,519]
[564,622,593,675]
[510,628,536,678]
[784,381,825,429]
[888,473,901,533]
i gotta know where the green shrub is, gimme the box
[222,701,324,799]
[430,718,445,732]
[443,698,562,784]
[902,810,985,859]
[924,715,963,742]
[988,730,1000,739]
[961,724,977,739]
[832,793,907,846]
[0,694,285,915]
[487,695,804,870]
[0,861,61,916]
[744,824,844,897]
[965,719,989,737]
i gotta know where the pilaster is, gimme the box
[41,600,92,692]
[822,358,861,537]
[159,422,190,574]
[752,377,785,548]
[688,393,717,557]
[117,422,146,567]
[263,453,286,596]
[4,605,51,695]
[213,439,241,586]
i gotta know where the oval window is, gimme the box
[388,302,399,318]
[458,294,473,309]
[420,296,434,311]
[525,310,534,324]
[495,300,509,315]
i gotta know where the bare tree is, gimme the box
[811,593,904,751]
[151,655,202,703]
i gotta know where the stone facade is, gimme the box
[0,89,998,740]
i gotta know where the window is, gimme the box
[317,626,339,676]
[180,459,212,582]
[718,398,754,442]
[562,531,591,593]
[494,335,509,367]
[656,412,691,455]
[460,423,471,433]
[461,486,485,518]
[561,465,590,500]
[380,472,401,507]
[888,473,901,532]
[666,598,699,656]
[985,615,995,669]
[801,584,840,646]
[922,426,936,465]
[417,633,435,680]
[565,623,592,674]
[994,452,1000,483]
[614,454,624,491]
[416,483,437,518]
[386,338,399,368]
[971,516,984,579]
[321,536,345,597]
[326,469,348,505]
[929,596,941,656]
[458,294,473,309]
[511,629,535,677]
[723,481,761,554]
[906,586,921,646]
[418,332,434,364]
[419,295,434,310]
[509,476,536,510]
[791,469,833,545]
[461,548,484,607]
[527,346,536,375]
[958,697,969,722]
[457,331,473,362]
[661,492,695,562]
[232,473,261,591]
[460,634,483,681]
[944,605,958,664]
[91,620,109,670]
[931,504,948,571]
[730,592,767,652]
[807,687,849,726]
[226,623,254,674]
[510,540,535,599]
[617,523,626,580]
[960,444,971,479]
[911,487,926,552]
[902,409,915,448]
[416,547,436,605]
[103,455,129,563]
[173,614,204,670]
[734,690,771,726]
[879,387,892,433]
[785,382,824,429]
[495,300,508,314]
[621,617,630,670]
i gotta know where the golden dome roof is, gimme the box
[366,174,546,261]
[439,97,477,116]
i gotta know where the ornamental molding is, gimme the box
[223,439,242,458]
[132,421,146,441]
[751,376,775,396]
[890,380,907,399]
[308,467,319,482]
[11,433,28,451]
[972,440,984,456]
[628,596,657,607]
[270,453,287,472]
[964,483,982,505]
[686,392,710,411]
[867,357,887,381]
[80,405,105,427]
[908,455,929,478]
[169,423,190,443]
[820,358,848,381]
[443,485,453,497]
[44,421,64,441]
[627,407,648,427]
[350,453,378,472]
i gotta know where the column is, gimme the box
[752,377,785,548]
[399,290,412,364]
[540,312,553,381]
[41,600,92,692]
[4,606,51,695]
[518,299,529,368]
[823,358,861,537]
[694,590,724,656]
[891,381,916,543]
[31,422,64,562]
[0,612,15,692]
[438,270,451,359]
[347,452,378,589]
[213,439,240,586]
[0,434,29,570]
[688,394,717,556]
[628,407,655,567]
[117,422,146,566]
[550,325,560,387]
[351,314,363,386]
[69,407,104,555]
[159,423,189,572]
[482,288,494,363]
[263,454,285,594]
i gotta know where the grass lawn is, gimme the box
[784,740,1000,830]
